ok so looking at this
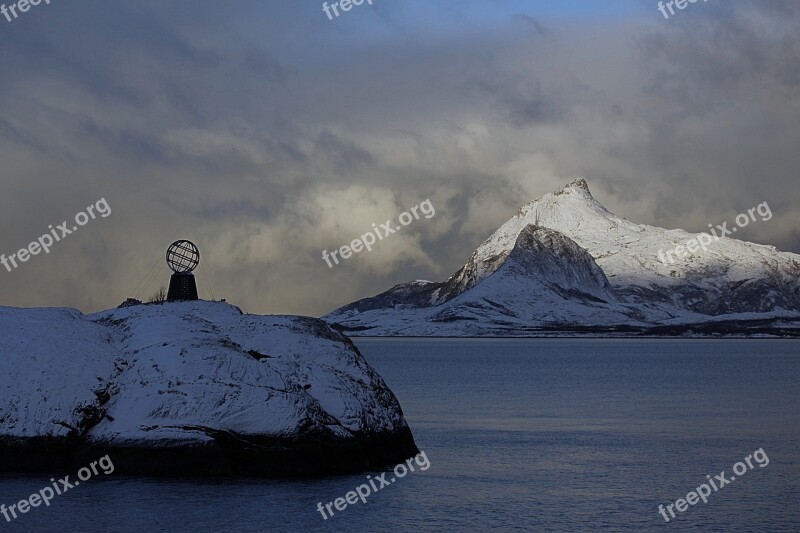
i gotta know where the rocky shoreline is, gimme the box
[0,428,419,477]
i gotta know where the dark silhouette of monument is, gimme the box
[166,240,200,301]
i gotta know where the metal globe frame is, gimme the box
[166,240,200,274]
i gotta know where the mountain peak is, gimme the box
[499,224,619,303]
[555,178,593,199]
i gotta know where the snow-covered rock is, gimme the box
[0,301,417,476]
[324,180,800,336]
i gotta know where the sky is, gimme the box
[0,0,798,316]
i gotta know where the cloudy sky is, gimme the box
[0,0,798,316]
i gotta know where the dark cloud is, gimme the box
[0,0,797,315]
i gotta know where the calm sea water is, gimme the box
[1,339,799,532]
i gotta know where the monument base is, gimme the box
[167,273,199,301]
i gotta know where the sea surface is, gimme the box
[1,339,799,532]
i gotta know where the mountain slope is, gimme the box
[324,179,800,336]
[326,225,675,336]
[426,225,641,329]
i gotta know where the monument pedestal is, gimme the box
[167,273,198,301]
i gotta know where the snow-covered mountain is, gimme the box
[0,301,417,475]
[324,179,800,336]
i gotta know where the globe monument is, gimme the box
[166,240,200,301]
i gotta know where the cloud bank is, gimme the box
[0,0,798,315]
